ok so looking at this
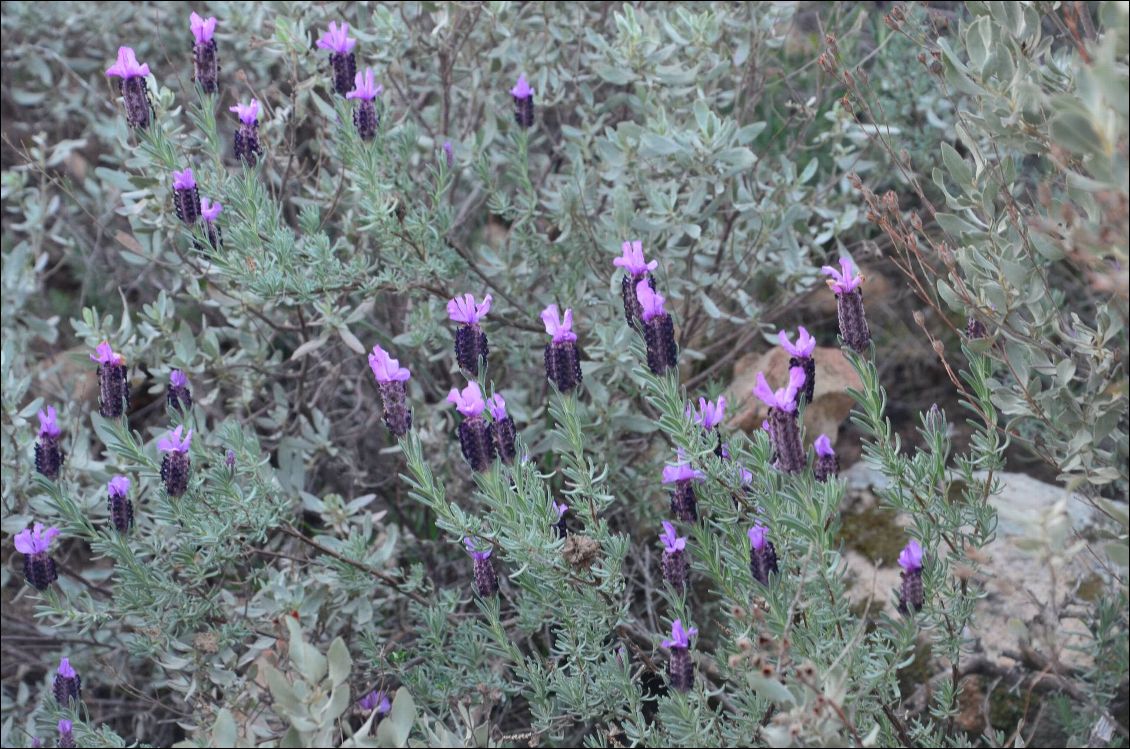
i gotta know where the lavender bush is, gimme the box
[1,2,1126,748]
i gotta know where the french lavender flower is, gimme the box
[448,292,491,375]
[464,537,498,597]
[688,395,726,457]
[813,434,839,482]
[659,521,688,590]
[190,11,219,93]
[821,257,871,353]
[368,345,412,438]
[636,281,677,376]
[486,393,516,465]
[57,720,76,749]
[448,382,495,471]
[542,304,582,393]
[966,316,987,340]
[613,240,658,329]
[53,657,81,705]
[317,21,357,96]
[31,737,42,749]
[897,539,925,614]
[167,369,193,413]
[347,68,383,141]
[778,326,816,405]
[662,619,697,692]
[172,168,201,226]
[200,198,223,249]
[752,367,807,474]
[552,500,568,539]
[14,523,60,591]
[225,449,236,471]
[230,99,261,164]
[359,690,392,717]
[510,73,534,129]
[107,475,133,533]
[442,140,454,168]
[663,461,705,523]
[105,46,152,129]
[748,524,779,586]
[91,341,129,419]
[34,407,65,480]
[159,426,193,496]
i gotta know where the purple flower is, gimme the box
[229,99,259,125]
[158,426,193,454]
[614,240,658,276]
[487,393,508,421]
[368,345,411,382]
[53,657,82,705]
[463,537,492,561]
[225,449,236,468]
[108,475,131,498]
[541,304,577,343]
[172,169,196,191]
[898,539,923,572]
[317,21,356,54]
[200,198,222,223]
[752,367,806,413]
[510,74,535,128]
[167,370,193,413]
[90,341,124,366]
[359,690,391,715]
[170,370,187,388]
[740,466,753,485]
[105,46,150,79]
[747,524,769,550]
[347,68,383,100]
[447,381,486,417]
[38,407,61,439]
[778,326,816,358]
[553,501,568,520]
[448,293,492,324]
[689,396,726,429]
[821,257,864,294]
[190,11,217,43]
[510,74,533,99]
[57,720,75,749]
[465,537,498,596]
[659,521,686,553]
[14,523,60,556]
[635,280,666,323]
[443,141,454,167]
[662,463,704,484]
[814,434,833,457]
[661,619,697,650]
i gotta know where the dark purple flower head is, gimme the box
[463,536,491,561]
[58,720,74,746]
[487,393,508,421]
[443,141,454,167]
[200,198,222,223]
[510,74,533,100]
[106,46,150,79]
[57,657,77,679]
[662,463,704,484]
[662,619,697,650]
[346,68,383,100]
[814,434,834,457]
[108,475,130,498]
[614,240,658,276]
[448,293,492,324]
[229,99,259,125]
[317,21,356,54]
[898,539,923,572]
[359,690,391,714]
[447,381,486,417]
[635,280,666,322]
[368,345,411,383]
[190,11,217,43]
[752,366,806,413]
[748,524,769,551]
[225,449,236,468]
[172,169,196,191]
[659,521,686,553]
[541,304,577,343]
[90,341,125,366]
[689,396,726,429]
[552,500,568,520]
[170,370,188,388]
[38,407,61,439]
[14,523,60,555]
[158,425,192,454]
[821,257,864,294]
[778,326,816,358]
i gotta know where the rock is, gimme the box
[726,345,862,448]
